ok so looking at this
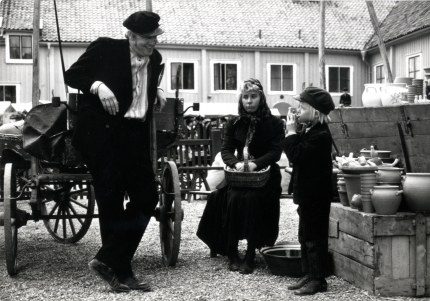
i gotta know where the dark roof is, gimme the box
[1,0,396,50]
[366,1,430,49]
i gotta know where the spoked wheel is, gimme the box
[40,182,95,243]
[159,161,182,266]
[4,163,18,275]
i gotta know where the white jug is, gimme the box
[362,84,383,107]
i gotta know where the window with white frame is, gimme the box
[267,63,296,94]
[167,60,198,93]
[407,54,421,79]
[375,64,385,83]
[5,33,33,64]
[326,66,353,94]
[0,84,19,103]
[211,61,240,92]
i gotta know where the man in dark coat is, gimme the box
[339,87,351,107]
[65,11,166,293]
[282,87,334,296]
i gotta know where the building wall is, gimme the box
[368,34,430,85]
[1,42,369,109]
[0,45,33,103]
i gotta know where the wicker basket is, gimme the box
[224,146,271,188]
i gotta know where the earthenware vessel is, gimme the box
[370,185,403,215]
[351,194,362,211]
[343,174,361,207]
[339,191,349,207]
[379,83,407,106]
[375,167,403,183]
[402,173,430,212]
[362,84,383,107]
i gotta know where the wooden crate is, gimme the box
[329,203,430,297]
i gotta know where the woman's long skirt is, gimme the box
[197,165,282,256]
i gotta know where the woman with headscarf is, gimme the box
[197,79,284,274]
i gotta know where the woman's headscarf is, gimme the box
[236,78,272,148]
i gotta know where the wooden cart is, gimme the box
[0,97,185,276]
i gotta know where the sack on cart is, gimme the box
[22,103,71,161]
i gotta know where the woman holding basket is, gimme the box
[197,78,284,274]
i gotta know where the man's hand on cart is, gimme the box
[155,88,167,112]
[97,83,119,115]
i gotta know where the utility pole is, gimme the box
[319,0,326,89]
[32,0,41,107]
[146,0,152,12]
[366,1,393,83]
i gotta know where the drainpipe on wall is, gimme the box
[47,42,51,99]
[360,48,371,84]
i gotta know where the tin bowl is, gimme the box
[260,241,304,277]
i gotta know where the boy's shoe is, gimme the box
[293,278,327,296]
[88,259,130,293]
[287,274,310,290]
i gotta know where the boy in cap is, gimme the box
[65,11,166,292]
[282,87,335,295]
[339,87,351,107]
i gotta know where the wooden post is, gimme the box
[30,0,41,188]
[32,0,41,107]
[366,1,393,83]
[319,0,326,89]
[146,0,152,12]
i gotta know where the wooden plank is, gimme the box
[415,213,426,296]
[328,231,374,268]
[375,277,416,297]
[410,236,416,278]
[330,122,399,139]
[373,214,416,237]
[375,236,392,278]
[330,251,374,294]
[392,236,410,279]
[330,203,374,243]
[330,106,402,123]
[328,217,338,238]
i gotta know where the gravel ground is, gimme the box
[0,200,420,301]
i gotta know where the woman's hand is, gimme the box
[234,162,244,171]
[247,162,257,172]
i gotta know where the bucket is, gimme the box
[260,242,304,277]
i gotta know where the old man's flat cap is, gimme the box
[123,11,164,37]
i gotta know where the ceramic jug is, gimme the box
[370,185,403,215]
[402,173,430,212]
[379,83,407,106]
[362,84,383,107]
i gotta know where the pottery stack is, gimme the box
[361,173,377,213]
[413,79,424,98]
[337,174,349,206]
[407,85,417,103]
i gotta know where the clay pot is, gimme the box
[403,173,430,212]
[380,83,407,106]
[339,191,349,207]
[375,167,403,183]
[362,200,375,213]
[351,194,362,211]
[362,84,383,107]
[370,185,403,215]
[343,174,361,205]
[338,182,346,192]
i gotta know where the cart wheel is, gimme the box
[40,183,95,244]
[159,161,182,266]
[4,163,18,275]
